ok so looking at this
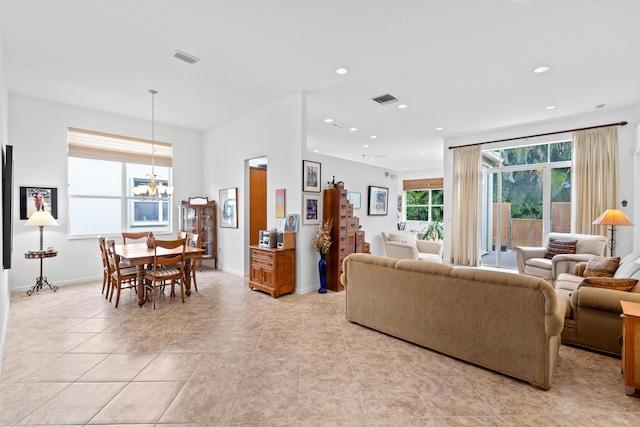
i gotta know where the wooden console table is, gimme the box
[24,250,58,296]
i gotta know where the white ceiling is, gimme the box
[1,0,639,171]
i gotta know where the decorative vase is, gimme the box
[318,252,328,293]
[146,232,155,248]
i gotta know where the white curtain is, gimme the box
[573,126,618,242]
[450,145,482,266]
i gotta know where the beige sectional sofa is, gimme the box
[341,253,566,390]
[555,252,640,355]
[381,232,443,263]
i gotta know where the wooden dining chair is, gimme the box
[186,232,200,292]
[98,236,110,297]
[144,238,186,309]
[105,239,138,308]
[122,231,149,243]
[177,231,187,240]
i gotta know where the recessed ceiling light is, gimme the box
[435,127,444,131]
[335,67,349,75]
[314,150,319,153]
[545,105,557,110]
[420,151,425,154]
[363,145,369,148]
[350,127,358,132]
[324,118,333,123]
[398,104,408,109]
[534,65,550,73]
[370,135,377,139]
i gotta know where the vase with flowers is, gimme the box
[312,219,333,293]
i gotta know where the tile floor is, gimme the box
[2,268,640,426]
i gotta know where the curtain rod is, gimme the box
[447,121,627,150]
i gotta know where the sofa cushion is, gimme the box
[545,239,578,259]
[583,256,620,277]
[580,277,638,292]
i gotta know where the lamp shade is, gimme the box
[592,209,634,226]
[24,211,59,227]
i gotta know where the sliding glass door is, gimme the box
[481,142,571,268]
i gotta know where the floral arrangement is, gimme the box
[312,219,333,254]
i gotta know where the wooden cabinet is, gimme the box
[249,245,295,298]
[323,188,366,292]
[179,196,217,268]
[622,300,640,395]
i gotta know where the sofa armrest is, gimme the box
[383,241,419,260]
[574,288,640,314]
[555,273,584,292]
[415,240,443,257]
[515,246,547,273]
[552,254,598,279]
[546,295,566,337]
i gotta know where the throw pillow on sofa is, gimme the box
[583,256,621,277]
[544,239,578,259]
[579,277,638,292]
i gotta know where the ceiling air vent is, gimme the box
[371,93,399,105]
[173,50,200,65]
[330,123,346,129]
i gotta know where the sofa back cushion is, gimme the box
[546,232,607,256]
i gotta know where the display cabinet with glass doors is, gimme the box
[178,196,217,268]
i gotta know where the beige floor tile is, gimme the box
[297,378,365,421]
[77,353,158,382]
[229,376,299,423]
[159,379,241,424]
[0,382,69,425]
[17,382,127,425]
[18,353,109,383]
[134,352,203,381]
[89,381,184,424]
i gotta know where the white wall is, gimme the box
[7,95,203,291]
[203,92,395,294]
[0,27,10,379]
[443,105,640,263]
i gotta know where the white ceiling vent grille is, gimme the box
[371,94,399,105]
[173,50,200,65]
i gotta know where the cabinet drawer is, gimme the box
[251,249,274,261]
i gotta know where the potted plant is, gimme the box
[421,221,443,241]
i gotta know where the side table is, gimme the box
[24,250,58,296]
[621,300,640,396]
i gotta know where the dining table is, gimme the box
[115,242,204,307]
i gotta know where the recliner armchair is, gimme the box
[381,232,443,263]
[515,232,607,283]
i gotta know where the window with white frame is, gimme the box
[405,189,444,222]
[67,128,173,237]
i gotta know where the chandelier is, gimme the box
[132,89,173,200]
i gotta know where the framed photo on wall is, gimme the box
[220,187,238,228]
[347,191,361,209]
[284,213,299,232]
[302,160,321,192]
[275,188,285,218]
[367,185,388,216]
[20,186,58,219]
[302,193,321,225]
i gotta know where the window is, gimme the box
[67,128,173,237]
[406,189,444,222]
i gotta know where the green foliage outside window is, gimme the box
[406,189,443,222]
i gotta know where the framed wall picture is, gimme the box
[302,193,321,225]
[220,187,238,228]
[284,213,299,232]
[275,188,285,218]
[367,185,389,216]
[347,191,361,209]
[302,160,321,192]
[20,186,58,219]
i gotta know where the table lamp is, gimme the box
[24,211,59,251]
[592,209,633,257]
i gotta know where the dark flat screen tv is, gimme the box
[3,145,13,269]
